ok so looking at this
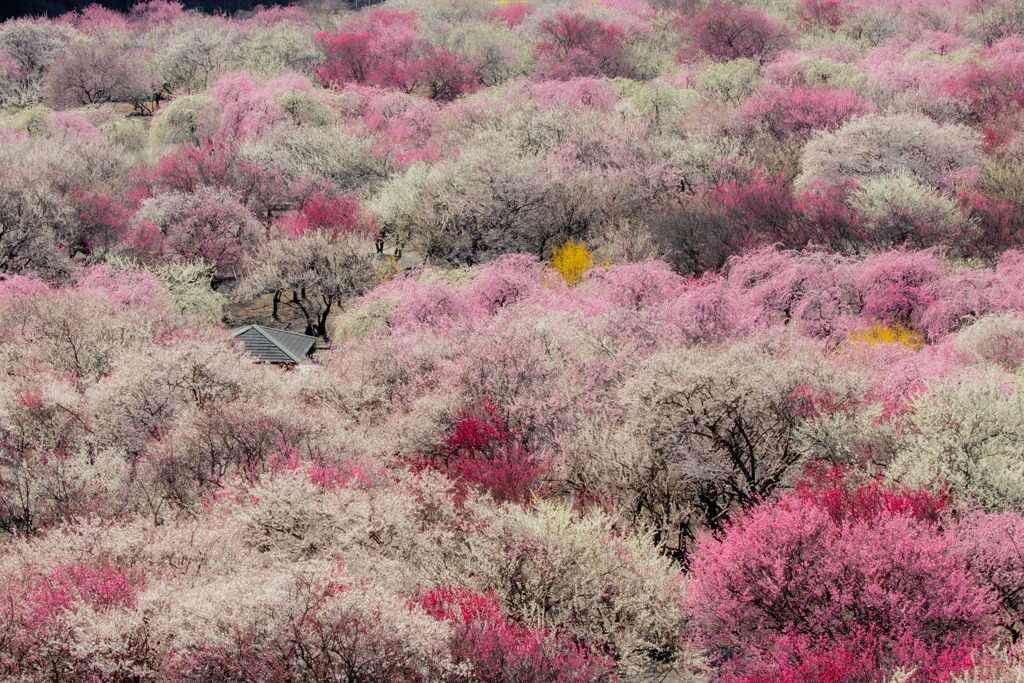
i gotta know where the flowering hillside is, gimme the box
[2,0,1024,680]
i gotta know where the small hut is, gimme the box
[232,324,316,366]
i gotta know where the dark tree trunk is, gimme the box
[317,297,333,342]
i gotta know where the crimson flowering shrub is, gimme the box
[793,182,866,250]
[316,9,420,90]
[686,481,997,682]
[416,47,481,102]
[140,140,293,221]
[793,465,949,523]
[742,85,874,143]
[690,2,792,63]
[661,174,868,274]
[407,400,544,504]
[315,10,480,100]
[536,12,635,80]
[486,2,534,28]
[28,562,146,612]
[421,586,617,682]
[275,189,375,239]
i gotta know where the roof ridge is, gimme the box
[256,325,316,339]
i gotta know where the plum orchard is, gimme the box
[0,0,1024,679]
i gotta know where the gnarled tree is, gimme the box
[235,232,377,340]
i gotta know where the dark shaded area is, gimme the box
[1,0,294,21]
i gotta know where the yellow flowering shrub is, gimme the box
[550,238,594,286]
[848,321,925,350]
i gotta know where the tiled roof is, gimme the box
[231,325,316,364]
